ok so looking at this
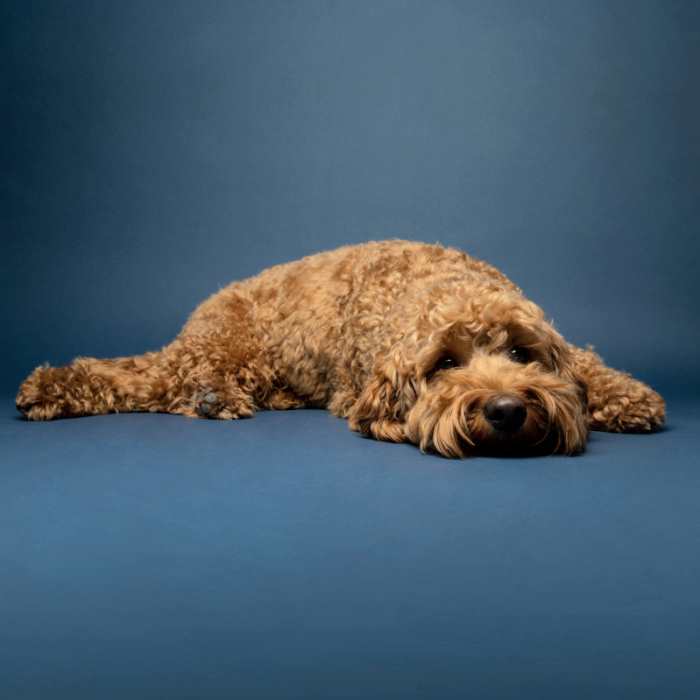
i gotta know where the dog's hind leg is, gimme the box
[16,341,265,421]
[16,351,175,420]
[162,286,277,420]
[568,345,665,432]
[158,333,262,421]
[16,286,276,421]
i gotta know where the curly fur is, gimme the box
[16,240,665,457]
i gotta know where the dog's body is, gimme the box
[17,240,665,456]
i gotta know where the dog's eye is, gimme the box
[432,355,459,373]
[508,346,530,364]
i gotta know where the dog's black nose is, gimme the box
[483,395,527,433]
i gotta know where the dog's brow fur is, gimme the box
[16,240,665,457]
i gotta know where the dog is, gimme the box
[16,240,665,457]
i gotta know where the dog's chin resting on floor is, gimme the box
[16,240,665,457]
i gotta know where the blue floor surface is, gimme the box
[2,396,699,699]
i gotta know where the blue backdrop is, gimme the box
[3,0,699,397]
[3,4,700,699]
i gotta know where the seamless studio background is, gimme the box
[2,0,699,398]
[3,4,700,700]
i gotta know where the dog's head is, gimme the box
[348,285,588,457]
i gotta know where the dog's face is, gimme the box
[349,286,589,457]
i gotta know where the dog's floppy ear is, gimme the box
[551,338,590,413]
[347,354,417,443]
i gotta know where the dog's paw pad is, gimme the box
[195,391,222,418]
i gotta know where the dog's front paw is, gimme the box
[589,386,665,433]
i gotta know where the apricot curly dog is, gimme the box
[17,240,665,457]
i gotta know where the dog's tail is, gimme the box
[16,351,174,420]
